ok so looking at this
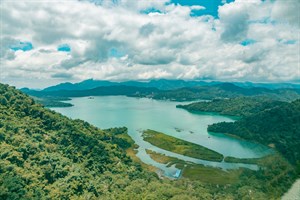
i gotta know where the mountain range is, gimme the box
[21,81,300,103]
[37,79,300,92]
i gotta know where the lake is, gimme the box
[52,96,272,177]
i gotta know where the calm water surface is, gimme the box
[52,96,272,177]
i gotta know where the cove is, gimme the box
[52,96,272,176]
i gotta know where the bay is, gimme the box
[52,96,272,177]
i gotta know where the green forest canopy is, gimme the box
[208,99,300,170]
[177,96,288,117]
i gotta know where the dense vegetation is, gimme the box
[153,83,300,101]
[33,97,73,108]
[178,95,300,172]
[224,156,263,164]
[0,83,298,199]
[145,149,242,184]
[20,89,74,107]
[208,99,300,173]
[144,149,297,198]
[177,97,287,117]
[0,83,216,199]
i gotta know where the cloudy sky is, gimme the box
[1,0,299,88]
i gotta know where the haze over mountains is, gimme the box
[40,79,300,91]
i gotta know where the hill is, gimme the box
[152,83,300,101]
[0,83,213,199]
[43,79,119,91]
[208,99,300,170]
[177,97,288,117]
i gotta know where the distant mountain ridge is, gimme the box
[42,79,222,91]
[42,79,300,92]
[23,85,159,98]
[151,83,300,101]
[22,82,300,102]
[177,96,288,117]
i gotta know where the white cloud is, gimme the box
[0,0,299,88]
[271,0,300,27]
[190,5,206,10]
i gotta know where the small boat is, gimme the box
[174,170,181,178]
[88,96,94,99]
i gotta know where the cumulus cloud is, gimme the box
[0,0,299,88]
[190,5,206,10]
[219,1,250,42]
[271,0,300,27]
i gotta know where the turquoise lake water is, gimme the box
[52,96,272,177]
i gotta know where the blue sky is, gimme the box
[57,44,71,52]
[10,41,33,51]
[240,39,256,46]
[1,0,299,88]
[171,0,235,17]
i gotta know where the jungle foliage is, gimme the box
[208,99,300,173]
[177,96,288,117]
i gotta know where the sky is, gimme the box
[0,0,299,88]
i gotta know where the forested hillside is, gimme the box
[23,83,300,103]
[177,97,288,117]
[208,99,300,171]
[0,83,297,199]
[152,83,300,101]
[0,84,213,199]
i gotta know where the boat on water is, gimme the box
[174,170,181,178]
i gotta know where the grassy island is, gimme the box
[224,156,265,165]
[142,129,224,162]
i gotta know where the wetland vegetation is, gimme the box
[142,129,224,162]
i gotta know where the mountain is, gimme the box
[233,82,300,89]
[42,79,221,91]
[42,79,300,92]
[23,83,300,103]
[23,85,159,98]
[177,96,288,117]
[43,79,119,91]
[125,79,221,90]
[152,83,300,101]
[208,99,300,169]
